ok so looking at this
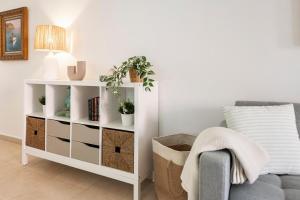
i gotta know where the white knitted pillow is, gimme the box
[224,104,300,175]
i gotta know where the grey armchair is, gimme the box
[198,101,300,200]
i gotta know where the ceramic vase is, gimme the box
[67,61,86,81]
[121,114,134,126]
[42,105,46,115]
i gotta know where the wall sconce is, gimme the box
[34,25,67,52]
[34,25,67,80]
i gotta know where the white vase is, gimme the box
[121,114,134,127]
[42,105,46,115]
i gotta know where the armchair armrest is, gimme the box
[199,150,231,200]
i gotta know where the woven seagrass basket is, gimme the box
[102,128,134,173]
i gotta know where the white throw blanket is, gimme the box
[181,127,270,200]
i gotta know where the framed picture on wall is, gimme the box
[0,7,28,60]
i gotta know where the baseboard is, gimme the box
[0,133,21,144]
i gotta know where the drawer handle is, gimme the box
[57,137,70,143]
[34,130,38,135]
[57,121,70,125]
[84,125,99,130]
[84,143,99,149]
[28,116,45,120]
[115,146,121,153]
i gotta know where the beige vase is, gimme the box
[67,61,86,81]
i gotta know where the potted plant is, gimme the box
[100,56,155,95]
[122,56,155,85]
[119,100,134,126]
[39,96,46,115]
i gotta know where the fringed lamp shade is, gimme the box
[34,25,67,51]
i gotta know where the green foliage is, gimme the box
[121,56,155,92]
[39,96,46,105]
[118,100,134,114]
[100,65,128,95]
[100,56,155,95]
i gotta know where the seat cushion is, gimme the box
[229,175,300,200]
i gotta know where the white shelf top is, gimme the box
[73,117,100,127]
[26,112,45,119]
[24,79,149,88]
[48,116,71,123]
[101,120,134,132]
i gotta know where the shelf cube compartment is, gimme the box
[100,87,134,130]
[47,119,70,157]
[102,128,134,173]
[46,85,71,121]
[26,117,45,150]
[25,84,46,117]
[71,86,100,125]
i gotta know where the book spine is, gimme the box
[92,97,97,121]
[88,99,92,121]
[96,97,99,121]
[92,97,95,121]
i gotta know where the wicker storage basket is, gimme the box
[102,128,134,173]
[152,134,196,200]
[26,117,45,150]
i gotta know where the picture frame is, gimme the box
[0,7,28,60]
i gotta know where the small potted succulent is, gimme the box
[119,100,134,127]
[100,56,155,95]
[39,96,46,115]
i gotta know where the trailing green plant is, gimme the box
[118,100,134,115]
[121,56,155,92]
[100,56,155,95]
[39,96,46,105]
[100,65,128,95]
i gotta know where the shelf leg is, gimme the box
[133,179,141,200]
[22,150,28,165]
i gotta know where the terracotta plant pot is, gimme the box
[129,68,142,82]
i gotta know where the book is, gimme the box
[88,96,100,121]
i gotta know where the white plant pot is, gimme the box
[42,105,46,115]
[121,114,134,127]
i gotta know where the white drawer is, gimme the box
[47,120,70,139]
[47,135,70,157]
[71,141,99,164]
[72,124,99,145]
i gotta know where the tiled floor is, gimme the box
[0,140,156,200]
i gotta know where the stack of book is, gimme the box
[88,97,99,121]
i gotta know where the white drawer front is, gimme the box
[71,141,99,164]
[47,136,70,157]
[47,120,70,139]
[72,124,99,145]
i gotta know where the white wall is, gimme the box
[1,0,300,138]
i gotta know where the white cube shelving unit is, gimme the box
[23,80,159,200]
[25,83,46,118]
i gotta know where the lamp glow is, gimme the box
[34,25,67,52]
